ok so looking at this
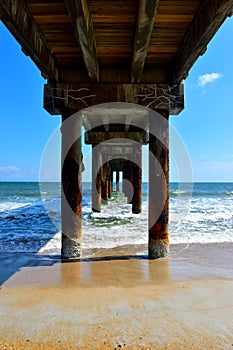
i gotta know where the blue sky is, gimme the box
[0,17,233,182]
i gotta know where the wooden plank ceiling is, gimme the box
[1,0,233,84]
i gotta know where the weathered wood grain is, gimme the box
[44,83,184,115]
[65,0,99,81]
[131,0,159,83]
[0,0,59,81]
[1,0,231,84]
[171,0,233,82]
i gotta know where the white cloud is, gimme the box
[0,165,22,179]
[198,72,222,87]
[0,165,21,173]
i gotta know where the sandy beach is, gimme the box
[0,242,233,349]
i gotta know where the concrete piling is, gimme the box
[102,160,109,203]
[61,114,82,260]
[116,171,120,192]
[132,145,142,214]
[148,110,169,259]
[92,145,102,212]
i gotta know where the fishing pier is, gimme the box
[1,0,232,259]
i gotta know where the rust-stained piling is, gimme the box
[122,160,133,204]
[92,145,102,212]
[122,165,126,195]
[111,171,113,192]
[132,145,142,214]
[116,170,120,192]
[61,114,82,259]
[149,109,169,259]
[128,161,134,204]
[108,166,112,198]
[127,160,134,204]
[101,160,109,202]
[106,173,110,199]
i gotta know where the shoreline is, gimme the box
[0,242,233,349]
[37,240,233,258]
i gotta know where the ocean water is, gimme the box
[0,182,232,254]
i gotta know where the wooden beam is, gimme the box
[85,131,148,145]
[101,145,134,156]
[61,66,167,84]
[0,0,59,82]
[131,0,159,83]
[171,0,233,83]
[65,0,99,82]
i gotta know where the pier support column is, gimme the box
[132,145,142,214]
[149,109,169,259]
[92,145,102,212]
[127,160,134,204]
[122,166,126,195]
[123,160,133,204]
[108,165,112,199]
[116,171,120,192]
[101,159,109,203]
[61,113,82,259]
[106,173,109,200]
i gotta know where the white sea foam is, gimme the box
[38,231,61,254]
[37,191,233,253]
[0,201,31,212]
[225,191,233,195]
[1,182,233,254]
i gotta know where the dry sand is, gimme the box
[0,243,233,349]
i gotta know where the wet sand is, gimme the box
[0,243,233,349]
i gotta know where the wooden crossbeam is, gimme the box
[44,83,184,116]
[131,0,159,83]
[0,0,59,82]
[65,0,99,82]
[171,0,233,83]
[85,131,148,145]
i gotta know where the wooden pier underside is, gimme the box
[1,0,232,85]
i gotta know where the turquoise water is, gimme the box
[0,182,232,253]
